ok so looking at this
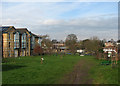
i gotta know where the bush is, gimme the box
[33,43,43,56]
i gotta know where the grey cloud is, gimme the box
[27,15,117,41]
[2,2,117,41]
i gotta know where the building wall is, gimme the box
[28,37,31,56]
[105,42,114,47]
[3,33,8,58]
[13,32,20,57]
[10,30,15,57]
[19,32,31,57]
[3,29,15,58]
[26,31,31,56]
[2,27,41,58]
[0,29,2,58]
[26,32,31,56]
[30,36,35,55]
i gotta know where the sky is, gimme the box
[2,2,118,41]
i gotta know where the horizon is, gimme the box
[2,2,118,41]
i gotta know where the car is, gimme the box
[67,53,72,55]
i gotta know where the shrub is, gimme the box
[33,43,43,56]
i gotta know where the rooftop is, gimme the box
[1,26,15,33]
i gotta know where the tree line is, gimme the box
[33,33,118,59]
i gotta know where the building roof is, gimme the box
[103,47,118,53]
[52,40,64,44]
[30,32,40,38]
[0,26,15,33]
[14,28,30,34]
[37,35,43,38]
[104,46,117,48]
[59,47,66,49]
[52,39,58,43]
[1,26,42,38]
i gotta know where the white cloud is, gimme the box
[2,2,118,41]
[25,15,117,41]
[41,19,63,25]
[2,14,118,41]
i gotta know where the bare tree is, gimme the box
[83,36,103,56]
[41,37,53,55]
[65,34,77,54]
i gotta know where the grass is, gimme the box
[88,58,118,84]
[2,54,118,84]
[2,54,83,84]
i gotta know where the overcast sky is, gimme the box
[2,2,118,41]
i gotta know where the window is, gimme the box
[14,32,19,48]
[22,33,26,48]
[26,36,29,48]
[9,33,10,39]
[31,36,35,49]
[9,51,11,57]
[27,42,28,48]
[9,42,10,48]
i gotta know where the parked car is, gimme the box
[85,53,92,56]
[67,53,72,55]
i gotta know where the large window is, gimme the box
[14,32,19,48]
[9,42,10,48]
[9,33,10,39]
[31,36,35,49]
[22,33,26,48]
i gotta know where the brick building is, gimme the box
[1,26,42,58]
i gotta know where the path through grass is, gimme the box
[57,56,118,84]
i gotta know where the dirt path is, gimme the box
[58,58,94,84]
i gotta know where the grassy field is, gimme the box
[2,54,118,84]
[88,58,118,84]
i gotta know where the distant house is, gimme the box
[52,40,68,53]
[117,40,120,53]
[103,42,117,53]
[59,47,67,53]
[103,41,118,59]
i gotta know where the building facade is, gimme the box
[1,26,42,58]
[13,28,31,57]
[52,40,68,53]
[103,41,118,61]
[30,33,42,55]
[2,26,16,58]
[0,27,2,58]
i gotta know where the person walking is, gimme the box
[41,56,44,64]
